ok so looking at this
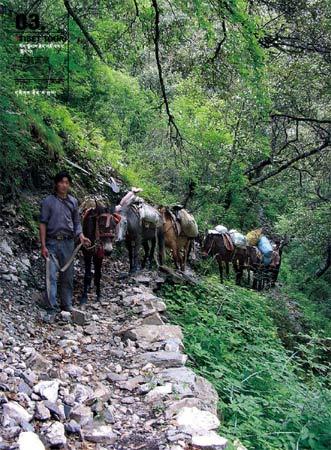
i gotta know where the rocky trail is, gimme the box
[0,230,228,450]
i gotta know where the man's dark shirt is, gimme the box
[40,193,82,238]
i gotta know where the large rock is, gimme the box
[43,401,66,421]
[157,367,196,397]
[69,404,93,426]
[176,407,220,434]
[164,338,184,352]
[193,376,219,414]
[139,299,167,317]
[138,351,187,368]
[142,312,165,325]
[165,398,205,419]
[122,292,158,306]
[34,402,51,421]
[18,431,45,450]
[72,309,87,326]
[191,431,228,449]
[65,364,84,378]
[0,239,13,256]
[123,325,183,343]
[44,422,67,447]
[94,382,111,402]
[145,383,172,403]
[158,369,218,414]
[72,383,95,404]
[34,380,60,403]
[26,351,51,372]
[83,425,117,444]
[159,367,196,384]
[120,375,145,392]
[2,401,33,426]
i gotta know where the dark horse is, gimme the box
[120,204,164,273]
[80,204,120,304]
[202,232,238,283]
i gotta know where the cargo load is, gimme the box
[80,197,106,213]
[208,225,228,235]
[257,235,273,265]
[139,203,163,226]
[177,209,199,238]
[246,228,263,246]
[229,230,247,249]
[215,225,228,234]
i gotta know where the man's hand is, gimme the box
[41,245,49,259]
[79,233,91,247]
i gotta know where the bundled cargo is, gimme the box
[229,229,247,249]
[80,197,106,212]
[215,225,228,234]
[246,228,263,246]
[178,209,199,237]
[257,235,273,266]
[139,203,163,226]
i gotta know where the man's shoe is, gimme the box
[61,306,73,313]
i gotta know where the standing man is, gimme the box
[39,171,90,313]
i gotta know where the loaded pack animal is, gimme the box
[266,238,288,286]
[202,231,247,284]
[246,245,265,290]
[120,203,165,273]
[80,203,120,304]
[246,237,287,290]
[159,206,197,272]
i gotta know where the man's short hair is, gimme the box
[54,170,72,184]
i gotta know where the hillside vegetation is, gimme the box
[162,278,331,450]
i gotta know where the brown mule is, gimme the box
[159,207,192,271]
[202,232,235,283]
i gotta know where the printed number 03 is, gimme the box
[16,13,40,30]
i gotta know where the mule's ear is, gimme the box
[95,199,98,209]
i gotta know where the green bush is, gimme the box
[161,279,331,450]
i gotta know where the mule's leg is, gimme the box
[168,243,180,270]
[252,267,259,291]
[131,237,141,273]
[126,239,133,272]
[225,261,230,278]
[238,258,244,286]
[182,239,191,272]
[80,253,92,305]
[247,257,251,285]
[141,241,149,269]
[148,237,156,270]
[157,228,165,266]
[217,256,224,283]
[257,268,263,291]
[94,255,103,301]
[233,258,240,285]
[173,247,181,270]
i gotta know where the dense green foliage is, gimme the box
[162,279,331,450]
[0,1,330,448]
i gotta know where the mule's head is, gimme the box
[201,232,214,259]
[95,205,120,256]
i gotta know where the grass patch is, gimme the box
[161,277,331,450]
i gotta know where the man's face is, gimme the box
[56,177,70,195]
